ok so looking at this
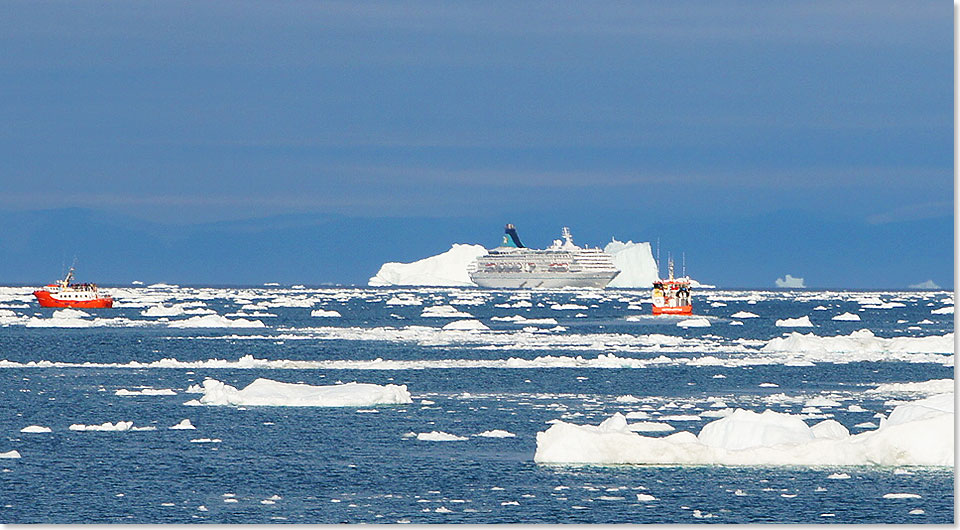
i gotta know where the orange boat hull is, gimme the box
[652,305,692,316]
[33,290,113,309]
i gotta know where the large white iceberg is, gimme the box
[368,244,487,286]
[534,393,953,466]
[604,239,659,288]
[775,274,806,288]
[191,378,412,407]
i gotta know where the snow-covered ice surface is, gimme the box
[0,285,953,523]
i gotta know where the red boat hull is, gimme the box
[652,305,692,316]
[33,290,113,309]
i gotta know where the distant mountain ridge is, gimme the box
[0,208,951,288]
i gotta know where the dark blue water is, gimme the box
[0,287,953,523]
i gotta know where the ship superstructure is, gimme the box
[467,224,619,289]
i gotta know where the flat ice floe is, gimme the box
[20,425,52,433]
[0,450,21,459]
[167,314,265,328]
[867,379,954,395]
[115,388,177,396]
[730,311,759,319]
[775,316,813,327]
[534,393,953,467]
[310,309,341,317]
[416,431,468,441]
[69,421,156,432]
[441,319,490,331]
[188,377,412,407]
[421,305,473,318]
[763,329,954,362]
[831,312,861,321]
[476,429,517,438]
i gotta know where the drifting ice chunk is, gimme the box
[169,419,196,430]
[115,388,177,396]
[417,431,468,441]
[763,329,953,355]
[68,421,154,431]
[142,305,188,317]
[731,311,759,319]
[194,378,412,407]
[20,425,51,433]
[931,306,954,315]
[385,296,422,306]
[368,244,487,286]
[533,393,953,466]
[832,313,861,321]
[869,379,954,395]
[677,318,710,328]
[776,316,813,327]
[550,304,587,311]
[310,309,341,317]
[421,305,473,318]
[0,450,21,459]
[476,430,517,438]
[168,314,265,328]
[442,319,490,331]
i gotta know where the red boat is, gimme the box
[33,267,113,308]
[652,258,692,315]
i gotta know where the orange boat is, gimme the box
[652,258,692,315]
[33,267,113,308]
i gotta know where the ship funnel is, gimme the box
[504,224,525,248]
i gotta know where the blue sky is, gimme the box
[0,1,952,287]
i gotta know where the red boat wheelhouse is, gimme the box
[652,258,692,315]
[33,267,113,308]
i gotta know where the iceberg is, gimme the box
[368,244,487,286]
[192,377,412,407]
[775,274,806,288]
[604,240,659,288]
[534,393,953,466]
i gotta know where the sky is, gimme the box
[0,1,953,287]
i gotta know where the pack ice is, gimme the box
[534,393,953,467]
[190,378,412,407]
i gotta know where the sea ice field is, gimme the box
[0,284,953,523]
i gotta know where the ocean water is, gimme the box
[0,285,953,523]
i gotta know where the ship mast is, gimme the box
[668,256,674,280]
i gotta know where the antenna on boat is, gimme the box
[682,252,686,278]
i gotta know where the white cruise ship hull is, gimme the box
[470,271,619,289]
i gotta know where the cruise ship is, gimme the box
[467,224,620,288]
